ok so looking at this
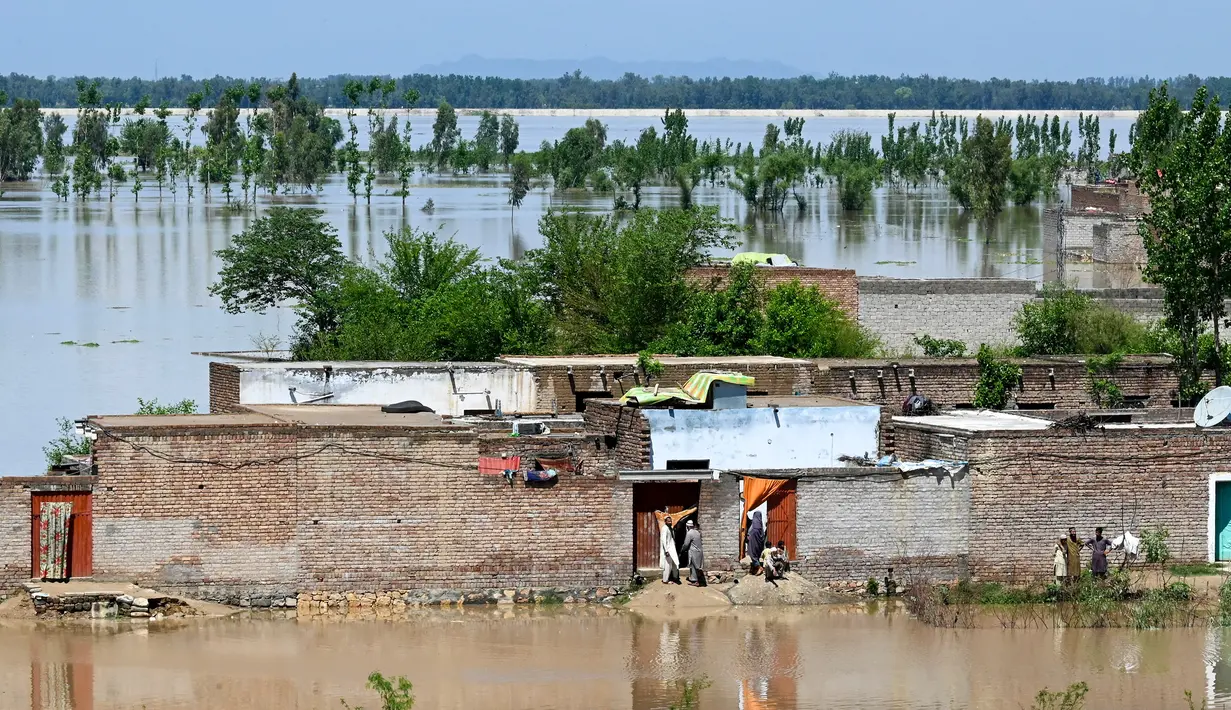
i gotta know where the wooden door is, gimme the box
[633,482,700,570]
[31,492,93,578]
[765,481,797,562]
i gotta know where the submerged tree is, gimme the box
[947,115,1012,218]
[430,100,460,171]
[0,96,44,182]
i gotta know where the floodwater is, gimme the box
[0,605,1226,709]
[0,116,1134,476]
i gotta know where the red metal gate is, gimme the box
[764,480,797,561]
[633,482,700,570]
[30,492,93,578]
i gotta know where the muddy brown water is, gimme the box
[0,604,1227,709]
[0,115,1136,477]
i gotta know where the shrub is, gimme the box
[754,281,879,358]
[913,334,967,357]
[134,397,197,415]
[636,350,665,378]
[1141,525,1171,564]
[42,417,92,467]
[1085,353,1125,408]
[1014,283,1149,355]
[341,672,414,710]
[973,344,1021,409]
[1031,682,1088,710]
[866,577,880,596]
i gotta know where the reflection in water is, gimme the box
[0,606,1227,709]
[0,116,1135,477]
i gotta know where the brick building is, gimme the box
[1,405,634,604]
[894,409,1231,580]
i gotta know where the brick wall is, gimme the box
[88,422,633,602]
[814,356,1177,452]
[686,265,859,318]
[582,401,651,471]
[895,421,1231,581]
[209,362,243,413]
[857,278,1038,351]
[0,479,30,591]
[794,470,971,584]
[1071,183,1148,215]
[530,357,814,414]
[698,474,741,571]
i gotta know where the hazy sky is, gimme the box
[4,0,1228,80]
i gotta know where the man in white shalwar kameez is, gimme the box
[655,507,696,584]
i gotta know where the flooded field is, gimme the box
[0,605,1225,709]
[0,115,1134,476]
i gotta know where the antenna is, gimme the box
[1194,385,1231,427]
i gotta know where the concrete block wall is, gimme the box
[794,471,971,584]
[895,421,1231,581]
[857,278,1037,352]
[88,422,633,602]
[686,265,859,318]
[1092,219,1146,266]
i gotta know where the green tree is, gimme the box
[0,97,44,182]
[41,113,68,175]
[820,129,878,211]
[209,207,347,342]
[948,115,1012,218]
[552,118,607,189]
[1129,83,1231,390]
[524,207,737,352]
[474,110,499,171]
[430,100,459,171]
[508,152,532,226]
[753,281,878,357]
[499,114,519,166]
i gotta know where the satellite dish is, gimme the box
[1195,386,1231,427]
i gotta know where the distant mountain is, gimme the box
[414,55,807,80]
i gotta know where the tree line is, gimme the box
[2,72,1229,110]
[3,72,1115,222]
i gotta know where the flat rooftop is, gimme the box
[497,355,807,367]
[92,405,456,429]
[222,360,512,371]
[892,411,1053,432]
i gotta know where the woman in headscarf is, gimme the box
[747,511,767,575]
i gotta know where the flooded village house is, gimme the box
[0,352,1213,603]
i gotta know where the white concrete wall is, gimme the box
[640,406,880,470]
[238,365,538,416]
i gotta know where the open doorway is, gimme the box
[633,482,700,572]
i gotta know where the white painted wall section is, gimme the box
[640,406,880,470]
[238,366,537,416]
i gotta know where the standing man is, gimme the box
[1087,526,1112,578]
[655,507,696,585]
[1063,527,1083,582]
[681,519,706,587]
